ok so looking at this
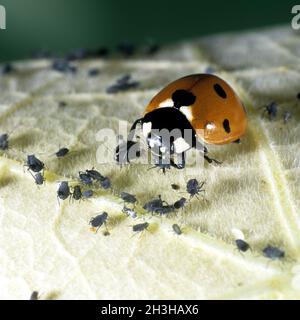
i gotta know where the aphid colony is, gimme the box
[57,168,111,202]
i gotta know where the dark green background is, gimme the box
[0,0,296,62]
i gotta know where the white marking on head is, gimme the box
[159,98,174,108]
[142,122,152,137]
[173,137,190,153]
[179,106,193,121]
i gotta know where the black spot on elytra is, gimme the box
[223,119,230,133]
[213,84,227,98]
[172,90,196,109]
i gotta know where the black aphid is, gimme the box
[145,43,160,55]
[34,172,45,186]
[78,172,93,185]
[171,183,180,190]
[55,147,69,158]
[154,204,175,215]
[235,239,250,252]
[1,63,13,75]
[96,47,109,57]
[263,102,277,120]
[0,133,9,150]
[143,195,165,214]
[89,212,108,232]
[82,190,93,198]
[26,155,45,173]
[85,168,104,181]
[100,177,111,189]
[66,48,90,61]
[52,59,77,73]
[132,222,149,233]
[120,192,137,205]
[263,245,285,260]
[173,197,187,210]
[88,68,100,77]
[117,41,136,57]
[186,179,205,198]
[57,181,70,200]
[72,185,82,201]
[58,101,67,108]
[172,224,182,235]
[106,74,139,94]
[30,291,39,300]
[122,206,137,219]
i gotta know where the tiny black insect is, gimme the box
[106,74,139,94]
[100,176,111,189]
[154,204,175,215]
[85,168,104,181]
[72,185,82,201]
[55,147,69,158]
[172,224,182,235]
[186,179,205,198]
[120,192,137,205]
[263,245,285,260]
[96,47,109,57]
[143,195,165,214]
[145,43,160,55]
[30,291,39,300]
[57,181,70,201]
[132,222,149,233]
[33,172,45,186]
[122,206,137,219]
[52,59,77,73]
[58,101,67,108]
[88,68,100,77]
[263,102,277,120]
[1,63,13,75]
[78,172,93,185]
[66,48,90,61]
[117,41,136,57]
[171,184,180,190]
[82,190,93,198]
[235,239,250,252]
[0,133,9,150]
[89,212,108,232]
[173,197,187,210]
[26,155,45,173]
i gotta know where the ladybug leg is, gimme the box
[171,152,185,169]
[194,139,222,165]
[204,154,222,165]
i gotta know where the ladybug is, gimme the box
[115,74,247,170]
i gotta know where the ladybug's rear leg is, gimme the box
[194,140,222,165]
